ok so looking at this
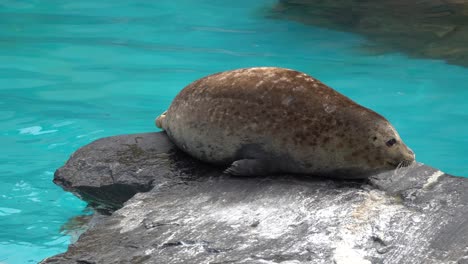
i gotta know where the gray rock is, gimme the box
[53,132,216,213]
[42,132,467,263]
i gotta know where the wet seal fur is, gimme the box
[156,67,415,178]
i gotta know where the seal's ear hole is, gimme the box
[386,138,397,147]
[372,136,377,141]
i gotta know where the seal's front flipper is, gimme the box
[224,159,277,176]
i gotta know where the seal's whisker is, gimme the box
[393,162,404,176]
[400,160,413,168]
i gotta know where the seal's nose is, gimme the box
[407,148,416,161]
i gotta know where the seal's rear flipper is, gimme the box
[155,110,167,129]
[224,159,278,176]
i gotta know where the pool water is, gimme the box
[0,0,467,263]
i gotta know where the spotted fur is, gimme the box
[156,67,415,178]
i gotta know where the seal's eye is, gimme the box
[386,138,397,147]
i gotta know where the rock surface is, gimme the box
[42,132,467,263]
[271,0,468,67]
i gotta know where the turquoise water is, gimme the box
[1,0,467,262]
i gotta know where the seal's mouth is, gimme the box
[387,159,414,168]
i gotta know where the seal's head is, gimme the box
[366,119,415,170]
[335,110,416,177]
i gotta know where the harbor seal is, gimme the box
[155,67,415,178]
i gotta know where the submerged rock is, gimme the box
[42,132,467,263]
[271,0,468,67]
